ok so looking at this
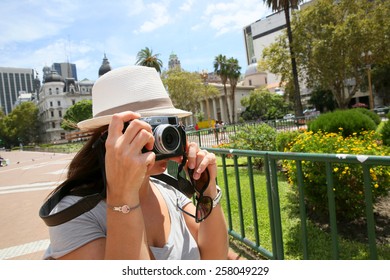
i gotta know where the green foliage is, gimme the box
[263,0,390,109]
[352,108,381,125]
[308,88,337,112]
[228,124,277,168]
[380,117,390,146]
[241,88,288,121]
[61,99,92,131]
[135,47,163,73]
[308,109,376,137]
[275,130,301,152]
[162,69,204,114]
[284,130,390,221]
[0,102,39,147]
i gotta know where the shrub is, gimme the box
[381,118,390,146]
[308,110,377,137]
[275,130,301,152]
[284,130,390,221]
[228,123,277,168]
[352,108,381,125]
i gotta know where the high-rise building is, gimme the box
[52,62,78,81]
[0,67,37,115]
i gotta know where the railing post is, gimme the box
[325,162,339,259]
[233,155,245,238]
[264,153,284,259]
[247,156,260,246]
[362,164,378,259]
[296,160,309,259]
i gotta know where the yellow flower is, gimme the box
[374,184,379,188]
[334,167,339,172]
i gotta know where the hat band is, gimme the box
[95,97,174,117]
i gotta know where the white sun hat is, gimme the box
[77,65,192,131]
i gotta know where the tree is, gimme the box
[293,0,390,108]
[262,0,303,117]
[162,69,204,115]
[262,0,390,109]
[135,47,163,73]
[61,99,92,131]
[0,102,39,147]
[372,64,390,105]
[241,88,287,120]
[309,88,337,113]
[213,54,231,123]
[226,57,241,123]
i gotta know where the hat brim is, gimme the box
[77,108,192,131]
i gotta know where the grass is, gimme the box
[216,156,390,260]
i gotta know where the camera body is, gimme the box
[137,116,186,161]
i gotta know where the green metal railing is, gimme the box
[168,148,390,260]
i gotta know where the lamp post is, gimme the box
[200,70,212,128]
[361,51,374,110]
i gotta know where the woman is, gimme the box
[41,66,228,260]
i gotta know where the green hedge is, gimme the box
[308,109,377,137]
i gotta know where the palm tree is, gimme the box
[227,58,241,123]
[135,47,163,73]
[262,0,303,117]
[213,54,231,123]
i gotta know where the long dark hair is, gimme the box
[49,125,108,197]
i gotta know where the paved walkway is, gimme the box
[0,150,74,259]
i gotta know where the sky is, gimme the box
[0,0,273,81]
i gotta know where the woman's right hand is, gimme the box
[104,111,156,202]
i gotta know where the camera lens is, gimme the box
[153,124,181,154]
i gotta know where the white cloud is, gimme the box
[202,0,271,36]
[134,2,171,33]
[180,0,194,12]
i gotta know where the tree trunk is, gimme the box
[284,5,303,117]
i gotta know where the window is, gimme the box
[52,122,56,128]
[56,88,59,94]
[49,88,52,95]
[58,110,62,117]
[51,111,54,117]
[72,99,76,105]
[50,101,53,107]
[57,101,61,106]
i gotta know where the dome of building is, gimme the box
[244,62,259,77]
[43,65,51,73]
[44,70,64,83]
[98,53,112,77]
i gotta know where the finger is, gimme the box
[122,119,153,149]
[128,128,155,155]
[186,142,199,169]
[193,151,217,180]
[107,111,141,139]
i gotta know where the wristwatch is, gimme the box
[213,186,222,208]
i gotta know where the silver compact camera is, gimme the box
[128,116,186,160]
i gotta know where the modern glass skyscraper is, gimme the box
[0,67,36,115]
[52,62,78,81]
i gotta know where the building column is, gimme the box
[212,97,218,121]
[219,96,226,122]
